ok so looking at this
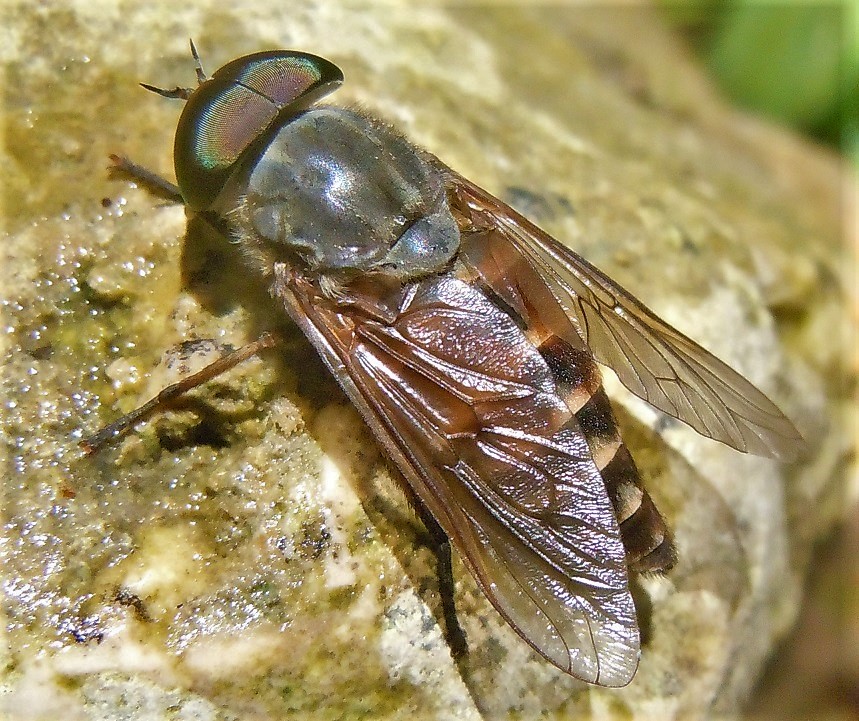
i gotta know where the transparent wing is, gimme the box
[277,269,639,686]
[446,172,804,460]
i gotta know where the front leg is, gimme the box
[109,154,183,203]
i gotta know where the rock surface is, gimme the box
[1,3,853,720]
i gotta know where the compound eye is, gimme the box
[174,51,343,211]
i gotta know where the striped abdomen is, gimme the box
[530,332,676,574]
[457,228,676,574]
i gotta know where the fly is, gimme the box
[84,42,803,687]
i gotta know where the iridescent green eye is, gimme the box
[174,51,343,211]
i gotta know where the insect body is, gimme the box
[107,47,803,686]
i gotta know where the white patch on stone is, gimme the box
[379,590,480,720]
[51,624,174,680]
[318,446,361,590]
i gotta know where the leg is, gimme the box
[81,332,278,454]
[410,496,469,660]
[109,154,183,203]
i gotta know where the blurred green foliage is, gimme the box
[662,1,857,166]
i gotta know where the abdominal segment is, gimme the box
[456,231,676,574]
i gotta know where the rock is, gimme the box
[1,4,851,720]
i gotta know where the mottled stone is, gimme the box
[1,3,852,721]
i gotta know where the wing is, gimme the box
[274,266,639,686]
[445,172,804,461]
